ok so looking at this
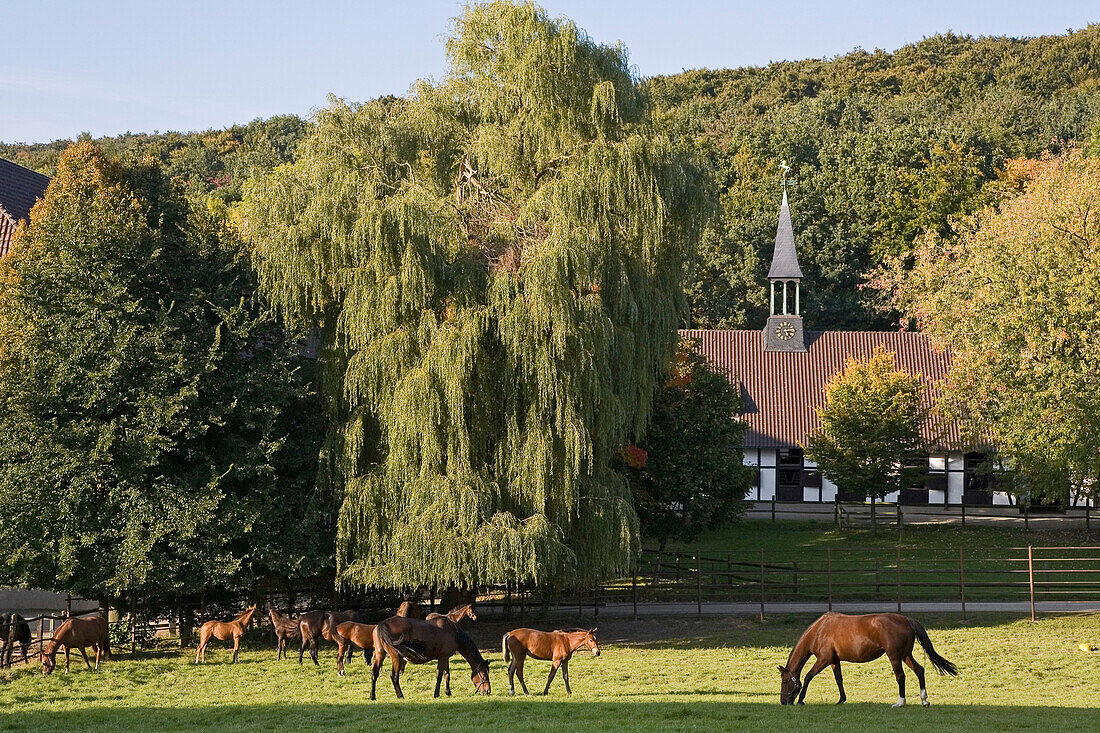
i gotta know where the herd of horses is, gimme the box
[3,600,959,705]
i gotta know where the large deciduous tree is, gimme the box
[0,141,329,602]
[805,347,927,528]
[238,1,707,588]
[619,339,750,549]
[879,150,1100,503]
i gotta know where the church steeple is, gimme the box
[764,164,807,352]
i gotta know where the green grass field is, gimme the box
[3,612,1098,732]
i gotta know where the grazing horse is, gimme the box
[779,612,958,707]
[371,616,491,699]
[334,621,376,676]
[268,608,299,660]
[195,605,256,663]
[1,613,31,668]
[425,603,477,625]
[396,600,424,619]
[502,628,600,695]
[41,615,110,674]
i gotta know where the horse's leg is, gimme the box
[832,662,846,704]
[389,652,404,699]
[543,659,562,695]
[890,656,907,707]
[309,635,319,666]
[370,649,384,700]
[444,663,451,696]
[508,655,517,695]
[232,633,240,663]
[516,653,530,695]
[298,634,305,664]
[94,643,101,670]
[796,656,831,704]
[561,658,571,695]
[904,655,929,706]
[79,646,91,670]
[64,646,71,674]
[337,639,346,677]
[434,661,445,698]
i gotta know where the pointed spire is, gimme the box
[767,188,803,280]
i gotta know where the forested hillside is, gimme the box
[5,27,1100,330]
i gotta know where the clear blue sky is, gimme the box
[4,0,1098,144]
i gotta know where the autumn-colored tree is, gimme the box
[238,1,707,588]
[879,150,1100,504]
[805,347,927,528]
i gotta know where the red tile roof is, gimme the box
[0,157,50,257]
[680,329,963,450]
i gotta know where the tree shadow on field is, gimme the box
[1,701,1094,733]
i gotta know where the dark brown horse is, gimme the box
[196,605,256,663]
[299,609,364,665]
[425,603,477,625]
[396,600,424,619]
[268,608,299,660]
[371,616,490,699]
[334,621,376,676]
[1,613,31,668]
[779,612,957,706]
[41,615,110,674]
[502,627,599,695]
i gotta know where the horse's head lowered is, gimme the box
[41,650,56,675]
[778,665,802,705]
[471,660,491,695]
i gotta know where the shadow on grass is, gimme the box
[1,701,1094,733]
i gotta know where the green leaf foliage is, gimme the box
[238,1,708,588]
[805,347,927,504]
[619,339,750,549]
[0,141,331,601]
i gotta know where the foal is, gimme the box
[268,608,299,660]
[334,621,376,676]
[425,603,477,625]
[41,616,110,674]
[195,605,256,663]
[779,612,957,706]
[502,628,600,695]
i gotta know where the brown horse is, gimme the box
[1,613,31,668]
[300,609,364,665]
[195,605,256,663]
[371,616,490,699]
[425,603,477,625]
[268,608,299,660]
[334,621,376,676]
[41,615,110,674]
[779,612,958,706]
[501,627,599,695]
[396,600,424,619]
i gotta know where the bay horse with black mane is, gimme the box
[371,616,491,699]
[298,609,364,665]
[779,612,957,706]
[268,608,299,660]
[502,628,600,695]
[1,612,31,668]
[41,615,110,674]
[196,605,256,663]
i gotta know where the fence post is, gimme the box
[958,547,967,621]
[896,547,902,613]
[827,547,833,612]
[37,616,45,660]
[961,499,966,526]
[1028,545,1036,622]
[696,552,703,618]
[1024,499,1030,532]
[632,566,638,620]
[759,548,765,621]
[834,497,839,526]
[1087,503,1091,531]
[771,498,776,522]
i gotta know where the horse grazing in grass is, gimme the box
[779,612,958,707]
[41,615,109,674]
[1,613,31,668]
[371,616,490,699]
[396,600,424,619]
[334,621,376,676]
[195,605,256,664]
[268,608,299,660]
[502,628,599,695]
[425,603,476,626]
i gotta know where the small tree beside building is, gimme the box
[805,347,927,529]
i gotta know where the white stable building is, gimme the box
[683,189,1015,508]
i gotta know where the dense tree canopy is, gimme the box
[805,347,926,526]
[239,0,707,588]
[879,151,1100,503]
[0,142,330,601]
[620,340,750,549]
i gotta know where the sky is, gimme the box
[3,0,1099,144]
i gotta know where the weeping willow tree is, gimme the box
[238,1,707,588]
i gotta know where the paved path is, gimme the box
[483,600,1100,618]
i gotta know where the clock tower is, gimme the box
[764,180,806,352]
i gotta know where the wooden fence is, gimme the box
[0,605,102,668]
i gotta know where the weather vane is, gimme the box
[778,160,791,193]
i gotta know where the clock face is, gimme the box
[775,321,796,341]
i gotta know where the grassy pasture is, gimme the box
[2,613,1098,732]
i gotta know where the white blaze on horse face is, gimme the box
[892,697,906,707]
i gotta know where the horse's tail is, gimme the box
[502,632,511,663]
[909,618,958,676]
[377,622,432,665]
